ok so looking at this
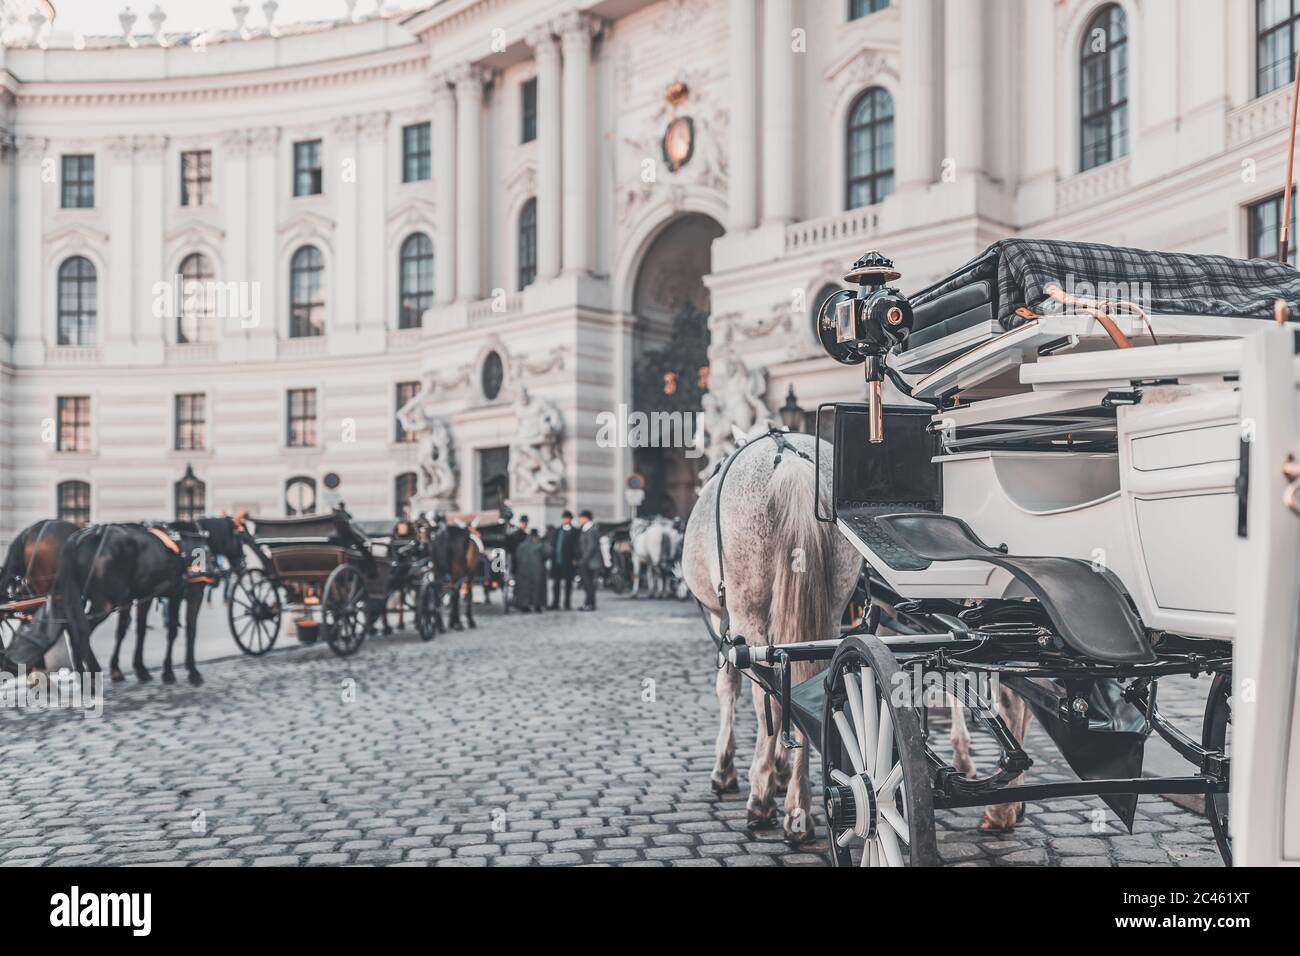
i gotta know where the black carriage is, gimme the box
[595,520,632,594]
[227,509,429,658]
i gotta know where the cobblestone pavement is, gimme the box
[0,596,1223,867]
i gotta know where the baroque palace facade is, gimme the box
[0,0,1294,537]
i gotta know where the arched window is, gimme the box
[394,472,418,519]
[1079,4,1129,172]
[398,233,434,330]
[518,198,538,291]
[174,465,206,522]
[289,245,325,338]
[178,253,215,344]
[57,480,91,526]
[846,88,894,210]
[57,256,97,346]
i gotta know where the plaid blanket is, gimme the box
[911,239,1300,328]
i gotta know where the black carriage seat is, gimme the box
[873,513,1155,665]
[907,279,995,351]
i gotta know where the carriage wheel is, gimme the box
[227,569,282,656]
[1203,672,1232,867]
[821,635,940,867]
[322,565,368,658]
[416,577,441,642]
[383,583,419,634]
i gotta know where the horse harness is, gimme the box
[707,430,815,748]
[144,524,217,586]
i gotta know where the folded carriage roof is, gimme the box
[912,239,1300,331]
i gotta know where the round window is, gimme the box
[482,351,504,401]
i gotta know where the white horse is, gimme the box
[630,517,678,599]
[683,429,861,844]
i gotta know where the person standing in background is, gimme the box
[549,510,577,610]
[576,510,601,611]
[513,529,547,613]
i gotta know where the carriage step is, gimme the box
[873,513,1155,665]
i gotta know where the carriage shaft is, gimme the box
[933,774,1226,810]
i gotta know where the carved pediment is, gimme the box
[277,209,335,247]
[165,216,226,249]
[44,220,110,249]
[386,196,436,244]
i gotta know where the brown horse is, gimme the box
[428,522,480,631]
[0,519,79,660]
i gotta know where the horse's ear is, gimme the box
[233,511,247,531]
[730,424,748,445]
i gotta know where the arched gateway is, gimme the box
[630,213,725,519]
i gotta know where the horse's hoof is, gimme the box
[746,808,778,831]
[978,805,1021,832]
[188,671,204,687]
[450,622,463,632]
[110,668,125,683]
[134,668,151,683]
[783,824,815,847]
[467,621,477,630]
[161,670,176,685]
[711,777,739,796]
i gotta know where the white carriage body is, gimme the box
[838,313,1282,642]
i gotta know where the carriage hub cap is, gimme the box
[825,773,878,839]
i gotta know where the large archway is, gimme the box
[630,212,725,519]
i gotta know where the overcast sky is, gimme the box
[40,1,423,36]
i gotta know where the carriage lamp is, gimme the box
[816,251,914,443]
[779,385,805,433]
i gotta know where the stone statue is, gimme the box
[509,387,566,497]
[396,377,458,500]
[697,351,777,480]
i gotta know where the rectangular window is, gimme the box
[180,150,213,206]
[402,123,431,183]
[61,154,95,209]
[1247,191,1297,267]
[293,139,323,197]
[1257,0,1300,96]
[521,78,538,144]
[849,0,889,20]
[286,388,318,448]
[57,396,91,452]
[175,394,207,451]
[395,381,420,442]
[58,481,91,526]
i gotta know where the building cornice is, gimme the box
[12,47,430,109]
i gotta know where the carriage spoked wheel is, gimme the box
[821,635,940,867]
[1202,672,1232,867]
[322,565,369,658]
[415,577,441,642]
[227,568,282,656]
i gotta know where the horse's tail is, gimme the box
[0,524,30,594]
[767,454,837,653]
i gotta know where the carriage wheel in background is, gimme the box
[821,635,940,867]
[383,583,419,634]
[1202,672,1232,867]
[416,577,441,642]
[322,565,368,658]
[227,568,282,656]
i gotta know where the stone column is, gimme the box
[246,127,279,351]
[220,130,250,345]
[105,137,137,358]
[762,0,794,225]
[898,0,939,190]
[0,130,15,351]
[331,115,360,334]
[528,27,563,281]
[357,111,389,341]
[944,0,985,180]
[432,74,457,306]
[728,0,758,230]
[13,136,44,364]
[453,64,488,302]
[559,11,597,275]
[134,136,167,355]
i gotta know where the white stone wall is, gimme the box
[0,0,1295,539]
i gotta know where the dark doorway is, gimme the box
[631,213,724,519]
[478,446,510,512]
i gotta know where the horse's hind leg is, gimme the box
[132,598,152,682]
[464,582,476,629]
[979,687,1032,831]
[746,679,781,830]
[950,694,975,778]
[160,594,181,685]
[183,585,204,686]
[711,662,741,795]
[782,726,814,845]
[110,606,131,682]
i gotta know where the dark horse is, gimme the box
[108,517,246,683]
[427,522,480,632]
[2,517,244,686]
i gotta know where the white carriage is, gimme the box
[724,240,1300,867]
